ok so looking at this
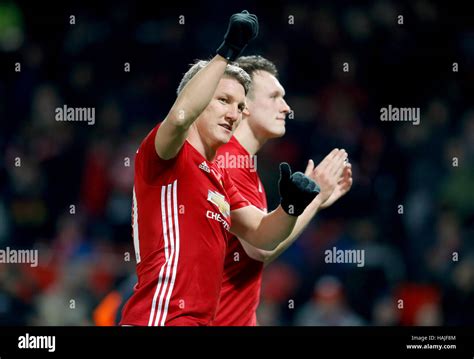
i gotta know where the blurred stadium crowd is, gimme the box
[0,0,473,325]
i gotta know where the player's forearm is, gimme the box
[169,55,228,128]
[232,162,318,251]
[262,196,322,264]
[250,162,319,253]
[155,56,229,160]
[240,206,297,251]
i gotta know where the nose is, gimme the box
[281,99,291,115]
[225,105,240,124]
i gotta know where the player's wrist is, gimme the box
[311,194,325,210]
[216,42,246,62]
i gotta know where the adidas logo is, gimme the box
[199,161,210,173]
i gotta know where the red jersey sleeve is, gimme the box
[225,166,265,211]
[136,123,188,184]
[223,169,250,211]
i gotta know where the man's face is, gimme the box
[245,71,290,139]
[195,77,246,149]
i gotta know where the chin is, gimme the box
[222,134,233,144]
[268,126,286,139]
[213,132,232,147]
[277,127,286,137]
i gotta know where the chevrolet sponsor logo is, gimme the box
[206,211,230,231]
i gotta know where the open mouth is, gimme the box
[219,123,232,131]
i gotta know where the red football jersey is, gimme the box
[212,136,268,326]
[120,124,249,326]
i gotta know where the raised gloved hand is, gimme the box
[278,162,320,216]
[216,10,259,61]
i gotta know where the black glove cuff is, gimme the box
[280,198,305,217]
[216,41,247,61]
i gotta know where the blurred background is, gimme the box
[0,0,473,326]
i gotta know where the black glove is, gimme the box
[279,162,320,216]
[216,10,259,61]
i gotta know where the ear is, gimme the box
[243,106,250,117]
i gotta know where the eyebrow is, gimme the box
[222,92,245,109]
[271,89,285,97]
[221,92,235,100]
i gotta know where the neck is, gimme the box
[234,120,267,156]
[187,126,217,161]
